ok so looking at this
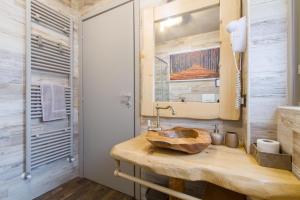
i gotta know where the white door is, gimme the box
[82,1,135,196]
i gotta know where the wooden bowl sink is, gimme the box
[146,127,211,154]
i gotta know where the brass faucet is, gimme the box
[155,105,176,130]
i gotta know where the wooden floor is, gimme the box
[35,177,134,200]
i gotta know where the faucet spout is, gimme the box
[169,106,176,115]
[155,105,176,129]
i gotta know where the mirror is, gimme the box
[154,7,220,103]
[141,0,241,120]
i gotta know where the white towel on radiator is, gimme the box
[41,84,67,121]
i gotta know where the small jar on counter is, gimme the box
[225,132,239,148]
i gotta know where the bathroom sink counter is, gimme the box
[111,134,300,200]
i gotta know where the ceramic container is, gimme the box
[211,133,224,145]
[225,132,239,148]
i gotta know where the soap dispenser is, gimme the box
[211,124,224,145]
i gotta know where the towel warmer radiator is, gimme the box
[24,0,74,179]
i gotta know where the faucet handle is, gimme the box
[147,120,152,128]
[147,120,162,131]
[170,107,176,115]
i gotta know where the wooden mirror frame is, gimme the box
[141,0,241,120]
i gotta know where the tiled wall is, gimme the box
[0,0,80,199]
[249,0,289,144]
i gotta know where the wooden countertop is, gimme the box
[110,134,300,200]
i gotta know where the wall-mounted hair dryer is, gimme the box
[226,16,247,109]
[227,16,247,53]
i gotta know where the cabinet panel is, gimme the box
[219,0,241,120]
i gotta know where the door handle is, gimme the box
[120,93,132,108]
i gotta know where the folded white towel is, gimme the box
[41,84,67,121]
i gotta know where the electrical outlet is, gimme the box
[202,94,216,103]
[215,79,220,87]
